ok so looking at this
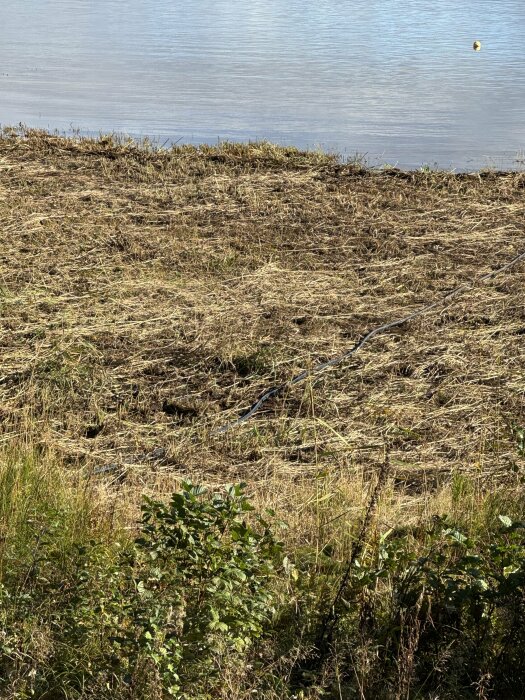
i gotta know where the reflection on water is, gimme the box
[0,0,524,169]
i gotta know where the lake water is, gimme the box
[1,0,524,169]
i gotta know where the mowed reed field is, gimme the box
[1,128,525,699]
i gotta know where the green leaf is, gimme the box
[444,528,468,545]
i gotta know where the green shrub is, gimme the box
[285,512,525,699]
[80,482,281,698]
[0,480,281,699]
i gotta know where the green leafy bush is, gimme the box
[391,515,525,698]
[0,481,280,699]
[103,482,280,697]
[286,513,525,699]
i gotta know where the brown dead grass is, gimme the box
[1,127,524,518]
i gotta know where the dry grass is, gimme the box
[1,127,524,523]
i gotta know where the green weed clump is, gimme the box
[73,482,281,699]
[280,514,525,699]
[0,453,280,699]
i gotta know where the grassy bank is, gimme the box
[1,128,524,698]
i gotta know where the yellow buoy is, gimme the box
[473,40,481,51]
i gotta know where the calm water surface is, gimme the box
[1,0,524,169]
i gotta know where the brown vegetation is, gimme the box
[1,128,524,494]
